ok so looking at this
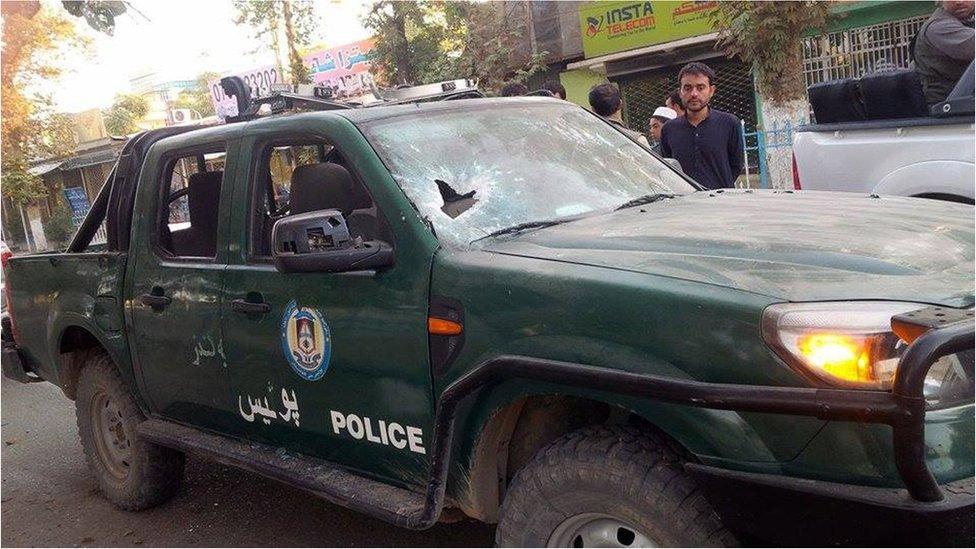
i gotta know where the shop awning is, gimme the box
[566,32,720,74]
[27,159,64,176]
[60,148,121,171]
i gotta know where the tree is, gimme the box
[363,1,429,85]
[364,1,546,93]
[102,93,149,135]
[452,1,547,93]
[281,1,312,85]
[711,2,836,189]
[42,203,76,247]
[1,1,88,204]
[171,72,220,118]
[233,1,317,86]
[712,1,833,105]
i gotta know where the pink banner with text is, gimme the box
[303,38,377,96]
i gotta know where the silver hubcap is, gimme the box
[91,391,131,479]
[548,513,658,548]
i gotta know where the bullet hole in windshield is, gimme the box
[435,179,478,219]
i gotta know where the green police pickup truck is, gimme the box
[2,89,974,546]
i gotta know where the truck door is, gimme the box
[220,129,435,483]
[125,139,239,434]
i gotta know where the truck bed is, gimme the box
[796,115,973,133]
[5,252,127,385]
[792,114,975,200]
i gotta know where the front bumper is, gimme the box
[688,463,974,546]
[673,305,974,545]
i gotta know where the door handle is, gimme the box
[140,292,171,311]
[231,298,271,315]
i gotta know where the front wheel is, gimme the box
[496,425,736,547]
[75,351,185,510]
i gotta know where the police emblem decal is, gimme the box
[280,300,331,381]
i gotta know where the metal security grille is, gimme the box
[802,16,928,86]
[614,57,759,134]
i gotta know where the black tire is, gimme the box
[496,425,736,547]
[75,351,185,510]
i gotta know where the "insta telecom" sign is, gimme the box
[580,1,719,58]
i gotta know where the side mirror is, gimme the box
[271,209,394,274]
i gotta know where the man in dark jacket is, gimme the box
[588,83,650,147]
[660,62,743,189]
[914,1,975,105]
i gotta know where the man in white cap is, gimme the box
[647,106,677,155]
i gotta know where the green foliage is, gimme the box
[42,203,76,247]
[364,1,436,85]
[363,1,546,93]
[2,169,46,204]
[103,93,149,135]
[2,103,77,204]
[233,0,317,85]
[712,1,834,104]
[2,2,88,204]
[171,72,220,117]
[455,2,548,93]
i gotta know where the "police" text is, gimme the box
[329,410,426,454]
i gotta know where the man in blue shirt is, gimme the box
[660,62,743,189]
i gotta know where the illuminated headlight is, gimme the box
[762,302,940,391]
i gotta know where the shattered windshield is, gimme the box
[361,101,696,245]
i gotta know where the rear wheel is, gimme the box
[496,425,736,547]
[76,351,184,510]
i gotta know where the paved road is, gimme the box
[1,376,495,547]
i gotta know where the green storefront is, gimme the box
[561,1,937,137]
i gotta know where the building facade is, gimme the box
[5,111,123,252]
[543,0,936,188]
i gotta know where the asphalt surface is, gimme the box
[1,376,495,547]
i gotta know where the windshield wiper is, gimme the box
[477,219,568,241]
[615,193,676,210]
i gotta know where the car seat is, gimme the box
[169,171,222,257]
[289,163,380,241]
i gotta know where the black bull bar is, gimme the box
[888,309,974,501]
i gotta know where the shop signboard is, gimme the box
[580,1,719,59]
[206,38,377,119]
[63,187,91,217]
[63,186,91,228]
[303,38,377,98]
